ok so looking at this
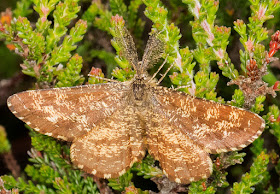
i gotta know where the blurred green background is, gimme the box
[0,0,22,79]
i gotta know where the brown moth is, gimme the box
[7,25,265,184]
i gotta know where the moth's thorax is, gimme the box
[130,74,152,106]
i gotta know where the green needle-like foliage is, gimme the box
[108,170,134,191]
[189,180,215,194]
[0,128,99,193]
[56,54,85,87]
[231,151,270,193]
[0,126,11,154]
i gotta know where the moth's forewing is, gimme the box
[71,106,146,179]
[7,83,128,141]
[152,86,265,154]
[146,111,212,184]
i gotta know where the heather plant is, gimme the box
[0,0,280,193]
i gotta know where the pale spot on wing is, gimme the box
[101,101,108,107]
[239,144,247,148]
[84,128,91,132]
[119,169,126,176]
[91,169,97,175]
[45,132,52,136]
[29,91,45,111]
[162,170,168,177]
[204,107,219,121]
[174,167,184,172]
[229,111,241,121]
[222,130,233,138]
[215,120,238,134]
[175,178,181,183]
[202,174,208,179]
[104,174,111,179]
[7,102,12,107]
[69,113,88,128]
[192,123,211,138]
[78,164,84,169]
[247,139,254,143]
[43,106,62,122]
[46,116,58,123]
[248,120,251,127]
[261,122,266,128]
[217,149,227,152]
[57,135,67,141]
[53,92,68,107]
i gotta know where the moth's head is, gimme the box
[134,70,150,81]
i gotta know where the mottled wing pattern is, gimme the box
[146,111,212,184]
[70,106,146,179]
[152,86,265,154]
[7,83,129,141]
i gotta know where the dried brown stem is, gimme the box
[2,151,21,178]
[92,176,113,194]
[228,62,276,108]
[151,176,187,194]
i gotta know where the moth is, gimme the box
[7,25,265,184]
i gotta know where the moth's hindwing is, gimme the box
[70,106,146,178]
[146,111,212,184]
